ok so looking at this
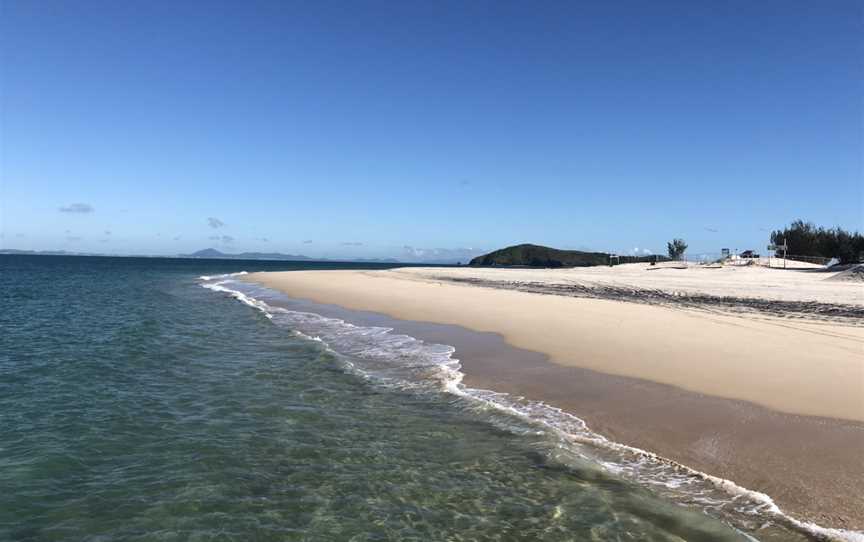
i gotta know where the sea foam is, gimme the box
[199,275,863,542]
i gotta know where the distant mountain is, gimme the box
[179,248,313,261]
[469,244,666,267]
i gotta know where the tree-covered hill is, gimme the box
[469,244,662,267]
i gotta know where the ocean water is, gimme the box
[0,255,842,541]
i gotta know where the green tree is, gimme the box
[667,238,688,260]
[770,220,864,263]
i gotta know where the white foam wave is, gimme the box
[200,278,863,542]
[198,271,248,281]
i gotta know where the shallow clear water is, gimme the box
[0,255,823,541]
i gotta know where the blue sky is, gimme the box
[1,0,861,260]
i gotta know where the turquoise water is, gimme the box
[0,255,824,541]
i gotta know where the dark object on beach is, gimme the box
[740,250,760,259]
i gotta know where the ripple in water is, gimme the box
[0,255,851,541]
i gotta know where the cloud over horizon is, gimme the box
[207,217,225,229]
[401,246,485,263]
[59,203,94,214]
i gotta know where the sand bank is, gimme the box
[245,285,864,532]
[246,267,863,422]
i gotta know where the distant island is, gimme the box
[179,248,313,261]
[469,244,665,267]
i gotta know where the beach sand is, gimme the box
[247,266,863,420]
[244,264,864,530]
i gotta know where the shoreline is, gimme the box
[246,268,864,421]
[242,267,864,533]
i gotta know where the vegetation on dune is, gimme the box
[771,220,863,264]
[667,239,688,260]
[469,244,666,267]
[470,222,864,269]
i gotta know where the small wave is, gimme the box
[201,279,273,319]
[201,278,863,542]
[198,271,248,281]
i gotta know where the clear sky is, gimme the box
[1,0,861,261]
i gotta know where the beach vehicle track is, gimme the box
[431,276,864,327]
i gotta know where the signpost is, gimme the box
[767,239,788,269]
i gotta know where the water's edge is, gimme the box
[201,272,863,542]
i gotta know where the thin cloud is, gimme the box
[207,217,225,229]
[401,246,486,263]
[254,237,269,242]
[209,234,233,243]
[704,227,718,233]
[303,240,313,244]
[341,241,363,246]
[173,236,182,241]
[104,230,112,236]
[59,203,94,214]
[65,236,83,242]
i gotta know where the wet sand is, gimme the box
[246,269,864,421]
[256,292,864,532]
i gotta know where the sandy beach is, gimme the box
[246,264,864,532]
[248,265,863,421]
